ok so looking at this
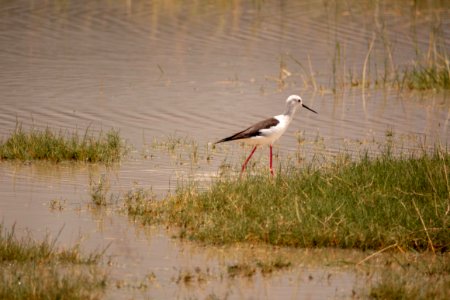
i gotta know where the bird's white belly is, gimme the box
[245,115,290,145]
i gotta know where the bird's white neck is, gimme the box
[283,104,298,118]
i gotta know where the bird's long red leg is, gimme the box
[241,146,257,175]
[270,145,274,176]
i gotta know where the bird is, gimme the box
[214,94,317,176]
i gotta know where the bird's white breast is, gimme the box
[247,114,291,145]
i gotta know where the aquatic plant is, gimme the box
[0,224,107,299]
[400,62,450,90]
[89,175,110,207]
[369,255,449,299]
[123,187,156,221]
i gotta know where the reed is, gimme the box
[0,125,124,163]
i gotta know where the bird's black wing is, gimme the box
[215,117,279,144]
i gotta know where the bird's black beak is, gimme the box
[302,104,318,114]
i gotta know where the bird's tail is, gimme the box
[214,137,232,144]
[214,133,243,144]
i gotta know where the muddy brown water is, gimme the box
[1,1,449,299]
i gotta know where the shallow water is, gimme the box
[1,0,449,298]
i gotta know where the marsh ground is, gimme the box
[1,0,449,299]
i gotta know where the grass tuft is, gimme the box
[0,125,124,163]
[401,63,450,90]
[0,224,101,265]
[90,175,110,207]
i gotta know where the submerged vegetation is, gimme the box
[0,125,124,163]
[0,224,107,299]
[124,145,449,252]
[227,256,292,278]
[290,39,450,93]
[90,175,111,207]
[283,1,450,93]
[369,254,449,299]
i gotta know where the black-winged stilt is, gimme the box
[215,95,317,175]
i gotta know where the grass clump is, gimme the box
[0,125,124,163]
[401,62,450,90]
[0,224,107,299]
[138,146,449,252]
[90,175,110,207]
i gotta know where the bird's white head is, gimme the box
[284,94,317,116]
[286,94,302,104]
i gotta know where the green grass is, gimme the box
[0,224,107,299]
[127,146,449,252]
[0,125,124,163]
[401,63,450,90]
